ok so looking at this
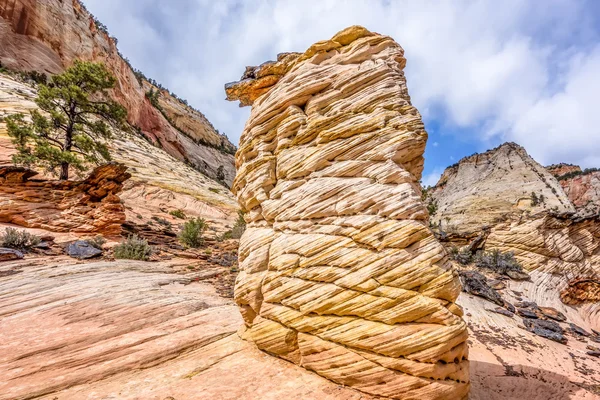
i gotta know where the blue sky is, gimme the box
[83,0,600,186]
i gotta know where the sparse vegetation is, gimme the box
[113,234,152,261]
[209,187,220,193]
[449,247,472,265]
[0,228,41,250]
[530,192,540,206]
[178,218,208,248]
[219,210,246,241]
[5,60,127,180]
[216,165,226,182]
[557,167,600,181]
[427,201,438,216]
[473,249,524,275]
[151,216,172,228]
[169,209,186,219]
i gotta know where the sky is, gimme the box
[83,0,600,187]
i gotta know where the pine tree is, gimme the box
[5,60,127,180]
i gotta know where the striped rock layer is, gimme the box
[226,26,469,400]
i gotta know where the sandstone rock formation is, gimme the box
[0,0,235,184]
[429,142,574,235]
[0,163,129,236]
[547,163,600,218]
[0,72,240,236]
[430,143,600,349]
[227,26,469,400]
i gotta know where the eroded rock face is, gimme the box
[227,26,469,400]
[0,0,236,184]
[0,163,130,236]
[430,142,574,235]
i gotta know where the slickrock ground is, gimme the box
[0,73,239,235]
[430,142,574,234]
[0,0,236,184]
[227,26,469,400]
[1,253,599,399]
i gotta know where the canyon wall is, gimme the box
[0,0,235,184]
[227,26,469,400]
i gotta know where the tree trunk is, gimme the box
[59,162,69,180]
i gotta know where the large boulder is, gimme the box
[226,26,469,400]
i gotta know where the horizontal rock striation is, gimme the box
[0,163,130,236]
[227,26,469,400]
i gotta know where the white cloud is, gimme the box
[422,167,445,188]
[82,0,600,168]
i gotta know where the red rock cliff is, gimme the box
[0,0,235,184]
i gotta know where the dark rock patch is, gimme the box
[66,240,103,260]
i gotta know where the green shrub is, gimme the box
[169,209,186,219]
[449,247,472,265]
[0,228,41,249]
[151,215,172,228]
[179,218,208,248]
[473,249,523,274]
[113,234,152,260]
[219,210,246,241]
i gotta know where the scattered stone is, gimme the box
[65,240,103,260]
[517,308,538,319]
[504,302,516,314]
[587,345,600,352]
[459,270,505,306]
[488,279,506,290]
[539,306,567,322]
[523,318,567,344]
[569,323,590,337]
[33,241,51,250]
[587,351,600,358]
[39,235,55,242]
[491,307,514,317]
[506,269,530,281]
[0,248,24,262]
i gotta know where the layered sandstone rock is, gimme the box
[0,0,235,184]
[430,142,574,235]
[547,163,600,218]
[0,163,129,236]
[0,72,239,236]
[227,26,469,400]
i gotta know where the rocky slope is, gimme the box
[429,142,574,235]
[547,163,600,218]
[0,72,239,236]
[428,141,600,398]
[227,26,469,400]
[0,0,235,184]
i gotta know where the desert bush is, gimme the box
[179,218,207,248]
[473,249,523,274]
[0,228,41,249]
[219,210,246,241]
[449,247,472,265]
[169,209,186,219]
[113,234,152,260]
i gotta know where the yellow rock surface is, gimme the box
[227,26,469,400]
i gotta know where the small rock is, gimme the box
[569,323,590,337]
[523,318,567,344]
[590,335,600,343]
[491,307,514,317]
[539,306,567,322]
[33,241,51,250]
[65,240,102,260]
[39,235,55,242]
[0,248,24,262]
[488,279,506,290]
[517,308,538,319]
[504,302,516,313]
[587,351,600,358]
[459,270,505,306]
[587,345,600,352]
[506,270,530,281]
